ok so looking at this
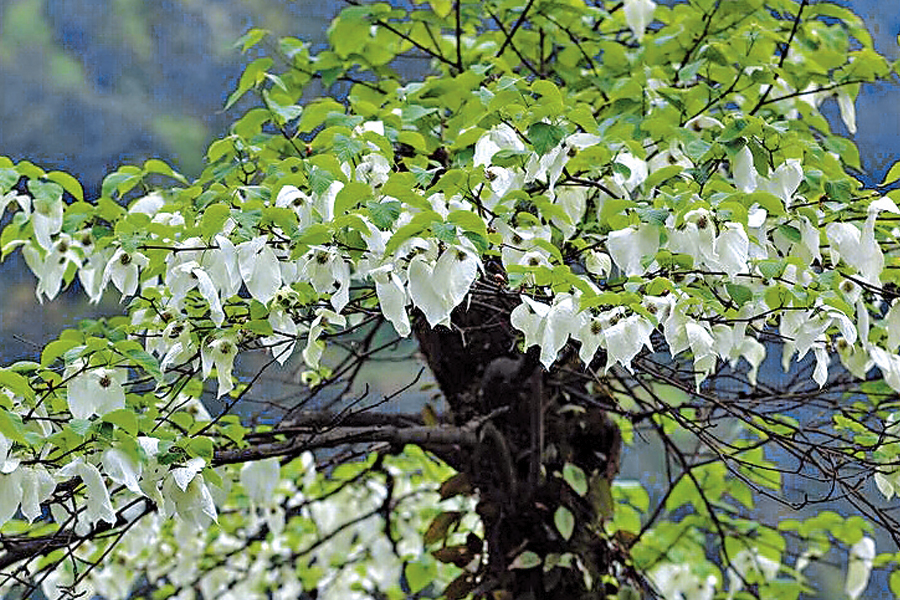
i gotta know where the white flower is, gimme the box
[237,236,282,305]
[57,458,117,530]
[726,547,779,599]
[552,186,588,239]
[31,192,64,251]
[408,247,480,328]
[623,0,656,41]
[0,190,29,218]
[67,366,127,420]
[836,87,857,135]
[826,197,900,286]
[129,191,165,216]
[276,185,314,230]
[845,537,875,600]
[201,335,238,398]
[733,145,758,193]
[22,234,83,302]
[474,124,526,167]
[300,246,351,312]
[648,562,716,600]
[510,294,579,368]
[607,224,659,277]
[162,466,218,530]
[102,248,149,298]
[240,458,280,506]
[371,268,411,337]
[356,153,391,186]
[102,448,142,495]
[303,309,346,369]
[612,151,648,193]
[166,257,226,327]
[266,301,300,365]
[603,313,655,373]
[759,159,803,207]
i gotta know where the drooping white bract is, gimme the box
[57,458,117,532]
[623,0,656,41]
[162,457,218,530]
[371,267,411,337]
[237,235,282,305]
[166,244,227,326]
[473,123,526,167]
[607,224,659,277]
[201,334,238,398]
[102,448,143,495]
[603,313,655,373]
[303,309,346,370]
[102,248,149,298]
[67,366,128,420]
[21,233,84,302]
[725,547,780,599]
[647,562,717,600]
[408,247,479,328]
[510,294,579,368]
[611,151,648,193]
[845,537,875,600]
[551,186,588,240]
[299,245,351,312]
[276,185,315,230]
[31,192,64,251]
[826,197,900,286]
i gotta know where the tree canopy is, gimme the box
[1,0,900,598]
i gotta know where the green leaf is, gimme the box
[0,369,34,402]
[308,167,336,196]
[0,168,19,193]
[187,437,214,461]
[45,171,83,202]
[562,462,588,496]
[234,28,268,52]
[554,506,575,541]
[398,130,427,153]
[726,283,753,306]
[143,159,188,184]
[201,204,231,240]
[367,200,402,229]
[527,122,566,155]
[102,409,139,436]
[120,345,164,383]
[430,0,452,18]
[334,181,372,216]
[432,221,457,243]
[383,172,426,208]
[509,551,542,570]
[0,409,27,444]
[881,160,900,187]
[447,210,488,237]
[332,134,364,163]
[101,167,142,199]
[41,339,80,367]
[405,561,437,594]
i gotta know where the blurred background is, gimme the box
[0,1,898,597]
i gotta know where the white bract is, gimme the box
[67,366,128,420]
[408,247,479,328]
[845,537,875,600]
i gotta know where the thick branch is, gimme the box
[214,424,479,466]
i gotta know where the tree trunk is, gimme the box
[413,273,630,599]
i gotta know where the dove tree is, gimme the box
[0,0,900,598]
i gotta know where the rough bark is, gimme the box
[413,271,631,599]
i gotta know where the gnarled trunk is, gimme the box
[413,275,631,599]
